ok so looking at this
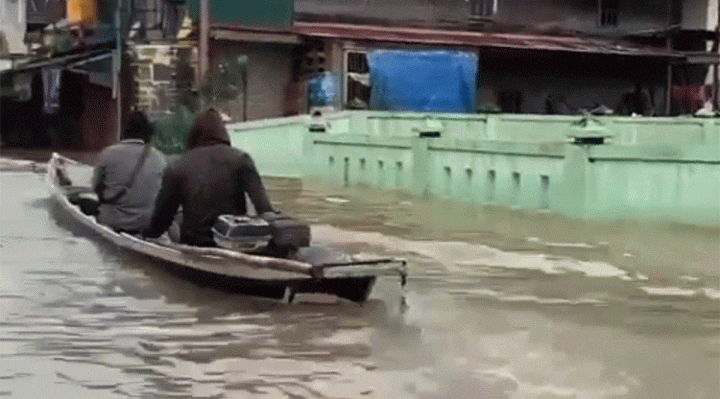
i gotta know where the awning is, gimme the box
[0,50,114,100]
[6,49,111,73]
[210,24,301,44]
[207,22,684,59]
[292,22,685,59]
[677,51,720,65]
[67,52,114,88]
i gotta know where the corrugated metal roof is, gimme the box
[290,22,683,58]
[211,22,682,58]
[2,49,111,73]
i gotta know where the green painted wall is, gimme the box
[228,116,307,178]
[185,0,294,27]
[227,111,720,227]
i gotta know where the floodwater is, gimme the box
[0,153,718,399]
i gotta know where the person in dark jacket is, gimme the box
[143,108,274,246]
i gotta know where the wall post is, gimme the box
[411,135,432,198]
[558,144,589,218]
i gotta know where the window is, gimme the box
[669,0,682,26]
[499,90,522,113]
[344,50,371,109]
[600,0,618,27]
[470,0,498,18]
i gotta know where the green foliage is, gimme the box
[150,104,194,155]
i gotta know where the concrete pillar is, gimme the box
[559,144,589,218]
[485,113,498,140]
[702,118,719,147]
[411,135,432,198]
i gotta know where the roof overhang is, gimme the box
[292,22,685,59]
[67,52,114,88]
[210,25,301,45]
[201,21,685,59]
[4,49,111,73]
[677,51,720,65]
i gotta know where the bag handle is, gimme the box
[100,144,151,204]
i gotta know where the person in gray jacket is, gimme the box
[92,111,166,233]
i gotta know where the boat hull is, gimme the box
[45,153,402,303]
[146,257,376,302]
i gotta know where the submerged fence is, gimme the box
[228,111,720,227]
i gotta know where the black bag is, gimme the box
[262,212,311,250]
[68,193,101,216]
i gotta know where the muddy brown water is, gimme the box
[0,151,718,398]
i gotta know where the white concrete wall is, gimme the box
[682,0,718,30]
[709,0,719,31]
[212,43,295,122]
[0,0,27,55]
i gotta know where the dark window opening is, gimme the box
[499,90,522,113]
[470,0,497,17]
[345,51,370,109]
[347,52,369,73]
[487,170,496,202]
[670,0,682,26]
[600,0,619,26]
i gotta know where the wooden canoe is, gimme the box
[46,153,407,303]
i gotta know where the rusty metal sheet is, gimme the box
[291,22,683,58]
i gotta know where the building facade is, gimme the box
[291,0,718,116]
[2,0,718,149]
[0,0,27,69]
[0,0,194,149]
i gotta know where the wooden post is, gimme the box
[666,63,672,115]
[714,63,719,110]
[242,66,247,121]
[664,0,673,116]
[115,0,122,142]
[199,0,209,83]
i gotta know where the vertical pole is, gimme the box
[716,19,720,111]
[199,0,209,83]
[666,64,672,115]
[664,0,673,116]
[115,0,123,142]
[714,24,720,111]
[714,63,719,111]
[242,66,247,121]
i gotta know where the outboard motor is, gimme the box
[211,215,272,252]
[212,213,311,257]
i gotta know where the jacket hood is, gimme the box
[186,109,231,149]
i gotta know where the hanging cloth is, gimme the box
[41,67,62,114]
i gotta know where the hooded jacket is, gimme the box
[144,109,274,246]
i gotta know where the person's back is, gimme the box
[144,109,273,246]
[93,112,166,233]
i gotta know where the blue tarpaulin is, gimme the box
[367,50,478,113]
